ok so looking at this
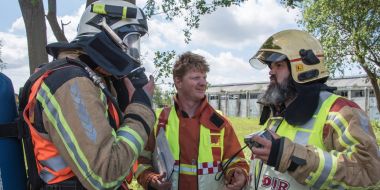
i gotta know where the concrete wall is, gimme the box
[207,88,380,120]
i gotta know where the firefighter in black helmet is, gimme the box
[19,1,155,189]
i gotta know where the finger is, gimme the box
[252,135,272,147]
[123,77,135,101]
[149,74,154,82]
[251,147,270,156]
[268,130,280,139]
[143,75,155,97]
[157,172,166,181]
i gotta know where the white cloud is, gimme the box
[1,0,299,92]
[193,49,269,85]
[0,31,29,91]
[9,17,25,33]
[191,0,301,50]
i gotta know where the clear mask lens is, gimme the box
[122,32,141,61]
[249,51,287,70]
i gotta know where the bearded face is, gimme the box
[260,74,297,106]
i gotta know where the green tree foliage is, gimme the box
[145,0,246,43]
[296,0,380,113]
[153,50,176,83]
[153,85,174,108]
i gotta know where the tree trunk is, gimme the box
[361,64,380,114]
[18,0,48,74]
[46,0,68,42]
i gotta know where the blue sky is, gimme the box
[1,0,304,91]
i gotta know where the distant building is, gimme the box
[206,76,380,120]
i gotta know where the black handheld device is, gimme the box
[244,130,272,148]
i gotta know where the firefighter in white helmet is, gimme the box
[246,29,380,190]
[18,0,155,189]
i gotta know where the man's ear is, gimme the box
[174,77,182,89]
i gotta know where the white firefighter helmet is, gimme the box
[249,29,329,84]
[75,0,148,62]
[44,0,150,77]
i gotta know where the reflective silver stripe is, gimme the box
[356,110,371,134]
[40,155,69,172]
[269,118,283,131]
[40,169,55,183]
[294,131,311,145]
[179,165,197,174]
[327,114,346,133]
[313,151,333,189]
[37,84,113,189]
[319,91,332,104]
[302,117,316,130]
[117,130,142,153]
[175,163,197,175]
[70,81,97,143]
[341,132,354,146]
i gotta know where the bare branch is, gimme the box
[46,0,68,42]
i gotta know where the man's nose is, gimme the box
[199,78,207,85]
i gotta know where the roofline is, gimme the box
[209,75,369,87]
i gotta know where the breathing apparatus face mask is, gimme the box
[78,17,148,83]
[100,18,142,63]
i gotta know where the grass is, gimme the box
[128,117,380,189]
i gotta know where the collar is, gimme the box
[173,94,207,118]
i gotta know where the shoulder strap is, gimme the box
[18,59,71,190]
[156,106,172,133]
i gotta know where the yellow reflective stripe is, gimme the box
[220,128,225,157]
[222,157,241,166]
[305,149,324,186]
[99,90,108,118]
[122,7,127,19]
[119,127,144,150]
[320,152,338,189]
[198,125,213,163]
[327,112,359,159]
[91,3,106,14]
[37,83,127,189]
[254,160,261,177]
[135,164,152,177]
[328,180,350,189]
[117,126,145,157]
[306,148,338,189]
[165,107,180,160]
[179,163,197,175]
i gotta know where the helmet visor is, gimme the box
[122,32,141,61]
[249,51,287,70]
